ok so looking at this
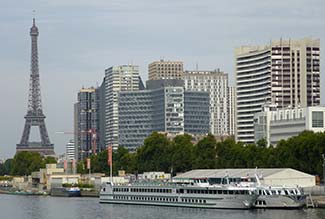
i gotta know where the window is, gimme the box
[312,111,324,128]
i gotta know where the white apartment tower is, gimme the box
[228,86,236,136]
[183,70,229,136]
[66,139,75,161]
[105,65,140,149]
[235,38,320,144]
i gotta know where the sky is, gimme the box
[0,0,324,159]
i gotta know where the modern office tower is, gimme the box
[17,19,54,155]
[104,65,141,149]
[183,70,229,136]
[74,87,100,160]
[254,106,325,146]
[118,79,210,150]
[97,78,106,152]
[235,37,320,144]
[66,139,75,161]
[228,86,236,136]
[184,90,210,134]
[73,103,79,160]
[148,59,183,80]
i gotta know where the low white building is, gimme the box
[254,106,325,146]
[142,172,171,181]
[48,174,80,190]
[174,168,315,187]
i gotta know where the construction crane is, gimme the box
[56,129,97,156]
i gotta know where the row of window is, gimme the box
[113,187,250,195]
[114,188,173,193]
[113,195,207,204]
[186,189,250,195]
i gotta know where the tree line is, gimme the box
[79,131,325,178]
[1,130,325,177]
[0,152,56,176]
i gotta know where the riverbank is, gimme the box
[0,188,98,197]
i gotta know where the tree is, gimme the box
[0,159,13,175]
[193,134,217,169]
[10,152,43,176]
[170,134,195,174]
[136,132,172,173]
[41,156,57,168]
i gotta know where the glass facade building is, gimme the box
[118,80,210,150]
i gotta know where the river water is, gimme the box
[1,194,325,219]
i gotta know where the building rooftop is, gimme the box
[174,168,312,179]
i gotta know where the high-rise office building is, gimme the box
[97,78,106,152]
[74,87,101,160]
[104,65,142,149]
[148,59,183,80]
[118,79,210,150]
[183,70,229,136]
[235,38,320,144]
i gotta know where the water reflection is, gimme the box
[1,195,325,219]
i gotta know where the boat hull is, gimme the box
[99,184,258,209]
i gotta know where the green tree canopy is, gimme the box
[170,134,194,174]
[10,152,43,176]
[193,133,217,169]
[136,132,172,173]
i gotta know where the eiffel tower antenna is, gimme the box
[16,18,55,155]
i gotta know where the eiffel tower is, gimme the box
[16,18,54,155]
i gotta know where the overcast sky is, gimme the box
[0,0,324,159]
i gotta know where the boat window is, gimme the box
[218,190,222,194]
[229,190,234,195]
[203,200,206,203]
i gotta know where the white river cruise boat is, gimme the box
[100,180,259,209]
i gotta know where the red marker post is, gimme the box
[107,146,113,183]
[86,158,91,179]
